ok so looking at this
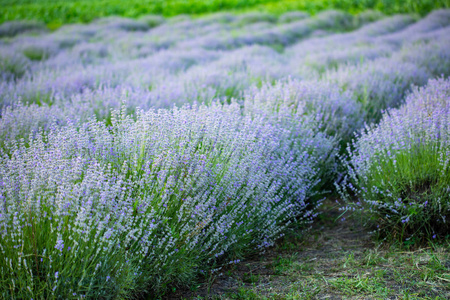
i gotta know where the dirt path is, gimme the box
[167,200,450,299]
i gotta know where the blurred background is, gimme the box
[1,0,449,29]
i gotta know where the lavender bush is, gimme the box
[338,78,450,241]
[243,79,359,191]
[243,78,361,144]
[325,56,430,123]
[0,102,328,298]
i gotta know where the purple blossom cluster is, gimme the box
[0,8,449,297]
[339,78,450,240]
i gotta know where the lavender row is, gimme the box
[0,102,330,297]
[338,77,450,241]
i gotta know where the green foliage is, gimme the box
[22,46,49,61]
[0,0,271,27]
[259,0,449,16]
[1,0,448,28]
[357,143,450,242]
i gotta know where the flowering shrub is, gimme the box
[243,78,359,191]
[338,78,450,241]
[325,56,430,123]
[244,78,361,143]
[0,102,327,298]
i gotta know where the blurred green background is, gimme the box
[1,0,449,29]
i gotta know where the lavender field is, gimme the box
[0,9,450,299]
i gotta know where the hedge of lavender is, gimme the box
[1,9,450,298]
[0,102,332,298]
[338,78,450,241]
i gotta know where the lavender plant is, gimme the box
[243,79,357,191]
[325,56,430,123]
[244,78,361,144]
[0,102,326,298]
[338,78,450,242]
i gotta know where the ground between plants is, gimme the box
[166,200,450,299]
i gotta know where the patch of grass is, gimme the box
[227,287,261,299]
[242,273,260,284]
[22,46,49,61]
[271,256,295,275]
[188,202,450,299]
[329,273,391,296]
[261,245,447,299]
[1,0,448,28]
